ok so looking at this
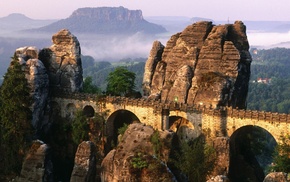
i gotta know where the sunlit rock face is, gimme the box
[15,46,50,130]
[18,140,53,182]
[143,21,252,109]
[101,123,176,182]
[47,29,83,92]
[263,172,288,182]
[70,141,97,182]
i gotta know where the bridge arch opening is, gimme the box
[83,105,95,117]
[105,109,140,153]
[228,125,277,182]
[169,116,198,141]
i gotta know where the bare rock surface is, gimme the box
[15,46,50,130]
[143,21,252,109]
[263,172,288,182]
[48,29,83,92]
[101,123,176,182]
[70,141,97,182]
[18,140,53,182]
[207,175,230,182]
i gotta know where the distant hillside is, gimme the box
[33,7,167,34]
[0,13,57,33]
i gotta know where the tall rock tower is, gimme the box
[143,21,252,109]
[41,29,83,92]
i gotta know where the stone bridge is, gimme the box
[51,92,290,144]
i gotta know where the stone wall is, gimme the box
[52,92,290,143]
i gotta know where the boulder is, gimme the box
[144,21,252,109]
[207,175,230,182]
[101,123,176,182]
[18,140,53,182]
[70,141,97,182]
[47,29,83,92]
[263,172,288,182]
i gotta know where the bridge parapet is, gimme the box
[51,91,290,123]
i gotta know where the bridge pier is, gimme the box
[162,109,170,130]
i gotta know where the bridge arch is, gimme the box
[105,109,140,153]
[83,105,95,117]
[169,116,199,141]
[228,125,277,181]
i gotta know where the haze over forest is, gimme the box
[1,6,290,82]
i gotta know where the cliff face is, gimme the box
[15,46,50,131]
[70,6,144,21]
[143,21,252,109]
[44,29,83,92]
[36,7,166,34]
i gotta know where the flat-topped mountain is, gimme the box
[34,6,167,34]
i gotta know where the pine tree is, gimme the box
[0,54,33,174]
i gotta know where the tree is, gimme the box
[0,54,33,174]
[71,110,89,145]
[171,136,216,182]
[106,66,136,96]
[270,135,290,173]
[83,76,101,94]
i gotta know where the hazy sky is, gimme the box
[1,0,290,21]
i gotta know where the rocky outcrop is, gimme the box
[101,123,176,182]
[70,141,97,182]
[15,46,50,130]
[18,140,53,182]
[36,7,166,34]
[143,41,164,96]
[47,29,83,92]
[263,172,288,182]
[207,175,230,182]
[143,21,251,109]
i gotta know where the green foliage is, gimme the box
[270,135,290,173]
[0,54,33,174]
[150,130,162,158]
[131,152,148,169]
[82,59,145,93]
[117,123,128,136]
[82,76,101,94]
[171,136,216,182]
[71,110,89,144]
[106,66,136,96]
[248,48,290,113]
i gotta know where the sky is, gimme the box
[0,0,290,21]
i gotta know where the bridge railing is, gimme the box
[51,90,290,123]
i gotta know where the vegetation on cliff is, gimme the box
[270,135,290,173]
[0,54,33,175]
[170,136,217,182]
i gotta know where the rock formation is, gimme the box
[44,29,83,92]
[36,7,166,34]
[70,141,97,182]
[263,172,288,182]
[15,46,50,131]
[143,21,252,109]
[18,140,53,182]
[101,123,176,182]
[206,175,230,182]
